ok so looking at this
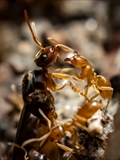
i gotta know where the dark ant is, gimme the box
[24,10,74,92]
[12,10,75,160]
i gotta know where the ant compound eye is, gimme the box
[41,54,48,60]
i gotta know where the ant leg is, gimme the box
[22,108,52,148]
[97,86,113,91]
[83,81,94,96]
[105,96,112,110]
[22,130,51,148]
[55,79,69,90]
[51,72,71,79]
[47,73,69,92]
[53,68,73,73]
[73,120,90,133]
[69,81,89,101]
[90,93,99,101]
[9,142,28,160]
[83,84,89,95]
[96,86,113,109]
[74,115,87,126]
[53,68,82,82]
[38,108,51,130]
[56,143,73,152]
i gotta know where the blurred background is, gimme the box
[0,0,120,159]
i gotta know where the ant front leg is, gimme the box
[47,73,69,92]
[69,81,89,101]
[97,86,113,109]
[53,68,82,81]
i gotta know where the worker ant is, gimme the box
[57,51,113,108]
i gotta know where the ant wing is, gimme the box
[12,103,31,160]
[24,10,44,49]
[47,37,75,53]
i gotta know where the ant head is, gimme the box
[64,52,90,68]
[34,45,59,68]
[64,54,77,66]
[24,11,59,69]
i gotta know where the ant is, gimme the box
[12,10,75,160]
[58,51,113,109]
[24,10,75,92]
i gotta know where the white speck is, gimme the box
[85,18,97,31]
[65,105,71,110]
[67,52,74,58]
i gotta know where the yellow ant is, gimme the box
[56,51,113,109]
[21,100,102,158]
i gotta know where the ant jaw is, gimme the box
[64,57,71,62]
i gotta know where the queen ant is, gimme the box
[12,70,57,160]
[12,10,76,160]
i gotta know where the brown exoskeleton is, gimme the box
[12,10,75,160]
